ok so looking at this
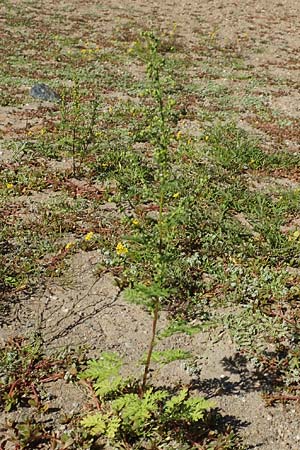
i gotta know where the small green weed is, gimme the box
[58,77,101,176]
[80,352,213,448]
[204,122,300,172]
[0,336,67,412]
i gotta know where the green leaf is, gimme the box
[81,413,107,436]
[78,352,128,397]
[164,388,188,416]
[112,393,150,431]
[124,282,170,305]
[79,352,122,381]
[94,375,126,397]
[141,349,192,365]
[159,321,202,338]
[183,396,215,422]
[112,389,168,433]
[106,416,121,439]
[164,389,214,422]
[81,412,121,439]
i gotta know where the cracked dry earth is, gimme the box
[1,0,300,449]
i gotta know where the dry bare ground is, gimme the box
[1,1,300,449]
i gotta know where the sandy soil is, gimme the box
[1,1,300,449]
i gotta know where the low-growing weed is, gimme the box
[79,352,214,448]
[58,77,101,177]
[0,336,67,412]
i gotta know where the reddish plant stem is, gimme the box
[140,300,159,397]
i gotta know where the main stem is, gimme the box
[140,299,159,396]
[140,36,167,396]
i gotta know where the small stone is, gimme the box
[30,83,61,102]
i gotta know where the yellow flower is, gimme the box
[176,130,182,140]
[132,218,140,226]
[6,183,13,189]
[127,43,136,54]
[65,241,75,250]
[288,229,300,242]
[205,135,209,141]
[293,230,300,239]
[84,231,94,241]
[173,192,180,198]
[116,242,128,256]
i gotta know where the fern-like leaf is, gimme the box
[94,376,126,398]
[141,349,192,365]
[164,388,214,422]
[79,352,122,381]
[159,321,202,338]
[79,352,128,397]
[164,388,188,417]
[81,412,121,439]
[106,416,121,439]
[112,389,168,433]
[81,413,107,436]
[183,396,214,422]
[124,283,170,309]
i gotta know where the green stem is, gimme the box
[140,33,169,397]
[158,189,164,253]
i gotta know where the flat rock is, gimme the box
[30,83,61,102]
